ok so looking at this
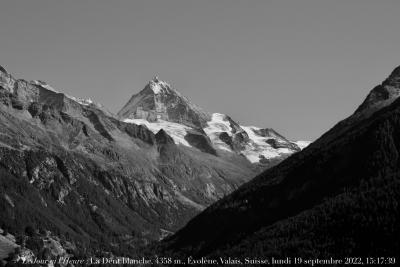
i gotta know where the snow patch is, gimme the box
[295,140,311,150]
[67,95,94,106]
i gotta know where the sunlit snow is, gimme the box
[295,140,311,149]
[203,113,298,162]
[204,113,234,152]
[67,96,94,106]
[241,126,293,163]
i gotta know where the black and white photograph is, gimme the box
[0,0,399,266]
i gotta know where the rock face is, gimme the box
[119,77,308,165]
[0,66,257,257]
[156,66,400,258]
[118,77,211,129]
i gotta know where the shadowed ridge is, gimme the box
[355,65,400,113]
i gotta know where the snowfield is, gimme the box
[124,118,193,147]
[204,113,303,163]
[126,112,309,164]
[241,126,294,163]
[204,113,235,152]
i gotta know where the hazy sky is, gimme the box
[1,0,400,140]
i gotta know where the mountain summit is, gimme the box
[118,77,308,165]
[118,76,210,129]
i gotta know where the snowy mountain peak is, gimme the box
[119,76,309,164]
[118,77,210,128]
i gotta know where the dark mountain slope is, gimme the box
[214,173,399,258]
[157,66,400,258]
